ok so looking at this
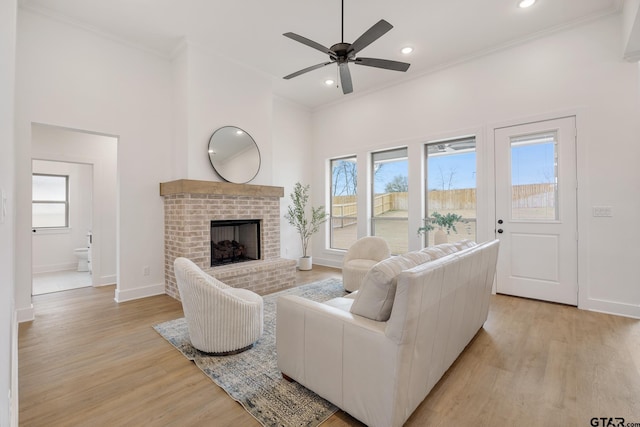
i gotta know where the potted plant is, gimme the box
[418,211,463,244]
[285,182,329,270]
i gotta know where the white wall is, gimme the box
[173,43,274,185]
[15,8,174,314]
[311,15,640,318]
[0,0,17,423]
[272,97,314,261]
[31,125,117,285]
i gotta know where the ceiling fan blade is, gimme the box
[283,32,336,57]
[348,19,393,55]
[339,63,353,94]
[354,57,411,72]
[283,62,333,80]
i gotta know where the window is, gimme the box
[330,156,358,250]
[425,137,476,246]
[511,132,558,221]
[372,148,408,254]
[32,174,69,228]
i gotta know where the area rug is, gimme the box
[154,277,347,427]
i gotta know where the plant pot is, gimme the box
[298,256,313,271]
[434,229,448,245]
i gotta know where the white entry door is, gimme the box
[494,117,578,305]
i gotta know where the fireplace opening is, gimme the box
[211,219,261,266]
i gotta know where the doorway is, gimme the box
[30,123,118,295]
[31,160,93,295]
[494,117,578,305]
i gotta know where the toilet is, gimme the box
[74,248,89,272]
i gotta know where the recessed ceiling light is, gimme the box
[518,0,536,8]
[325,79,335,86]
[401,46,413,55]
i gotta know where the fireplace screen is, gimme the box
[210,219,261,266]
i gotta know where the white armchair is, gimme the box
[342,236,391,292]
[173,257,263,355]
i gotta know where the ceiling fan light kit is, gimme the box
[283,0,411,95]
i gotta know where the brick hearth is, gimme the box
[160,179,297,299]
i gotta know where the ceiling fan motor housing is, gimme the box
[330,42,354,62]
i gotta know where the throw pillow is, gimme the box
[350,255,418,321]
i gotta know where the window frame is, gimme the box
[370,147,409,254]
[329,155,358,250]
[32,173,70,229]
[424,136,477,247]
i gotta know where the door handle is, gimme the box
[497,229,504,234]
[497,219,503,224]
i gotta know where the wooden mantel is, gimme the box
[160,179,284,198]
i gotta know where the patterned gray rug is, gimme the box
[154,277,347,427]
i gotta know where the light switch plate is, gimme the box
[592,206,613,217]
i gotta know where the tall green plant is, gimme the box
[285,182,329,257]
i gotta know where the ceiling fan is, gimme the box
[282,0,411,94]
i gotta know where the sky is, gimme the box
[334,142,555,195]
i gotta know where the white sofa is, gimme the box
[276,239,499,427]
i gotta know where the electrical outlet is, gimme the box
[143,266,150,276]
[592,206,613,217]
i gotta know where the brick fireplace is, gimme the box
[160,179,297,299]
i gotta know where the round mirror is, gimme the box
[208,126,261,184]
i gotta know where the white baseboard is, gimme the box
[581,298,640,319]
[32,262,77,274]
[114,283,165,303]
[16,304,34,323]
[311,257,343,269]
[93,274,116,286]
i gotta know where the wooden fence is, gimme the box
[428,188,476,210]
[330,183,555,227]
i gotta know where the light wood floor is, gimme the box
[19,266,640,426]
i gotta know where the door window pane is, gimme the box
[425,138,476,246]
[330,157,358,250]
[511,132,558,221]
[372,148,408,254]
[32,174,69,228]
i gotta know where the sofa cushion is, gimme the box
[323,296,355,312]
[435,243,459,255]
[401,251,433,265]
[419,246,449,259]
[454,239,477,250]
[350,256,418,321]
[344,258,379,269]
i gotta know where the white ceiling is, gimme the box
[19,0,622,109]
